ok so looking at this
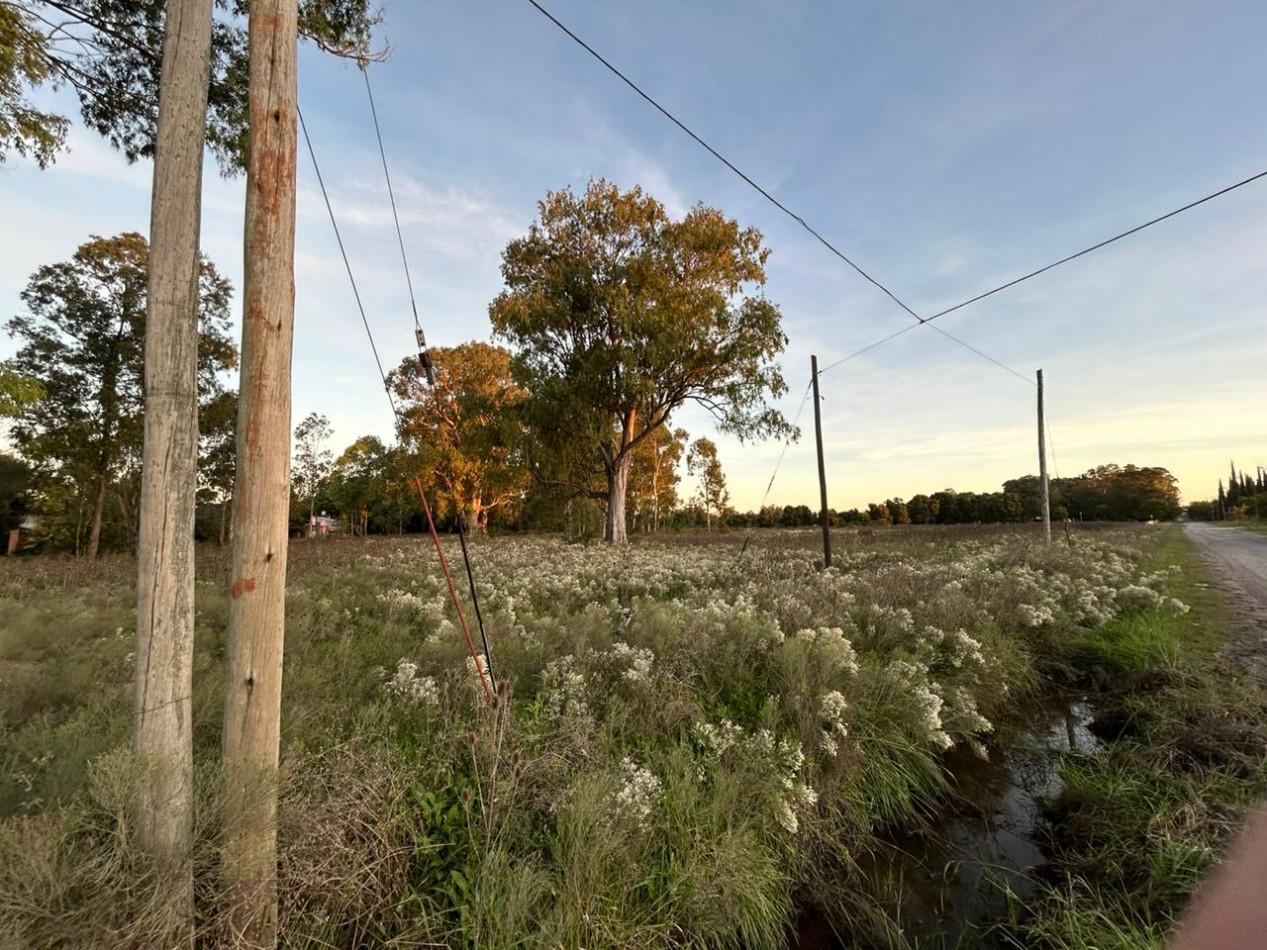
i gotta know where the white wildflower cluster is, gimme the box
[421,600,448,631]
[469,538,724,612]
[793,626,860,676]
[754,730,812,834]
[777,592,816,634]
[890,659,952,750]
[943,685,993,735]
[691,719,814,832]
[377,587,426,615]
[1115,584,1165,612]
[1138,570,1173,592]
[747,728,806,787]
[1017,602,1056,627]
[819,689,849,757]
[1061,579,1118,626]
[863,603,917,638]
[604,641,655,684]
[381,659,439,706]
[1168,598,1191,615]
[940,627,988,670]
[541,655,589,719]
[466,654,490,694]
[613,757,663,827]
[692,718,744,758]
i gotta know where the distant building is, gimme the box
[308,513,339,538]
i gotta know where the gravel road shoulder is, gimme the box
[1182,523,1267,683]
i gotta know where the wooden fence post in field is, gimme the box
[222,0,298,944]
[134,0,216,941]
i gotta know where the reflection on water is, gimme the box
[796,698,1098,949]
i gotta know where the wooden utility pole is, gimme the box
[811,355,832,568]
[1037,369,1051,546]
[134,0,215,940]
[222,0,297,944]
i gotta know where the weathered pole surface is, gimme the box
[811,355,832,568]
[1037,368,1052,546]
[222,0,297,943]
[134,0,215,939]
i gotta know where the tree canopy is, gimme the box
[291,411,333,524]
[6,232,235,554]
[489,179,792,543]
[1,0,380,170]
[389,341,528,533]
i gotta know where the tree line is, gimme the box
[1185,461,1265,521]
[825,464,1182,526]
[1,225,1186,548]
[3,179,785,552]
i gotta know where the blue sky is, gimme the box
[3,0,1265,509]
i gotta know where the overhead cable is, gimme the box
[821,167,1267,377]
[522,0,1035,387]
[520,0,922,323]
[921,167,1267,326]
[299,104,496,702]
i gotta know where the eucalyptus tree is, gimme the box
[292,411,334,524]
[687,436,729,531]
[1,0,381,170]
[390,341,529,533]
[490,180,794,543]
[6,232,234,556]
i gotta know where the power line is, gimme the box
[361,65,496,683]
[298,106,397,413]
[817,324,919,375]
[299,104,497,700]
[363,66,423,332]
[820,166,1267,378]
[922,167,1267,326]
[927,325,1033,385]
[521,0,1035,388]
[524,0,1267,389]
[519,0,922,324]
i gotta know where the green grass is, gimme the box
[1001,526,1267,948]
[2,526,1260,947]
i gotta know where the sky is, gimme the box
[2,0,1265,511]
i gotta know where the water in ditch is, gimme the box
[795,696,1099,949]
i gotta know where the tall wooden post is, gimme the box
[1037,369,1051,546]
[134,0,215,940]
[811,355,832,568]
[222,0,297,944]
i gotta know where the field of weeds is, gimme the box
[1,524,1261,948]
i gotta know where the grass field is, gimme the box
[1,524,1262,948]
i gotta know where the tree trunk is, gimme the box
[75,492,85,557]
[651,460,660,533]
[86,467,108,558]
[605,454,632,544]
[134,0,215,942]
[222,0,297,945]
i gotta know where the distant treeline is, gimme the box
[728,463,1181,528]
[1185,462,1264,521]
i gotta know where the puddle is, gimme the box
[796,697,1098,948]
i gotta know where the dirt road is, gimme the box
[1182,523,1267,680]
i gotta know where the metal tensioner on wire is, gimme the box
[415,327,436,385]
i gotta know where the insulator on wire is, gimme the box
[415,327,436,385]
